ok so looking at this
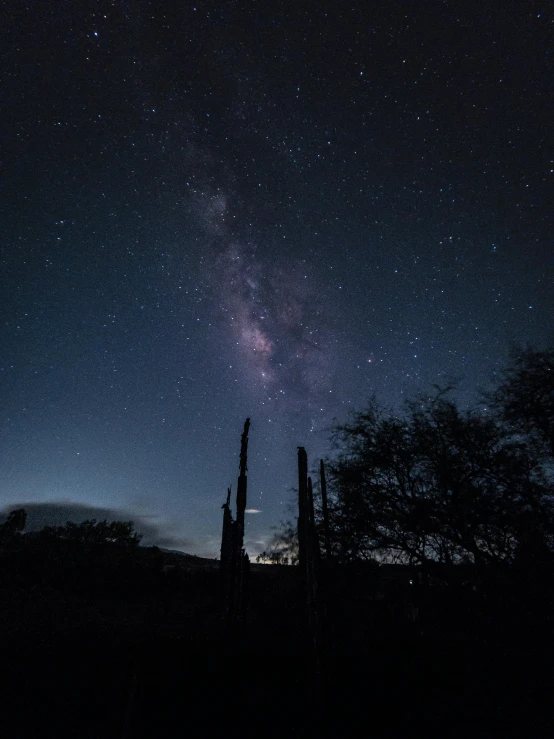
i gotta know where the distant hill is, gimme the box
[157,547,202,558]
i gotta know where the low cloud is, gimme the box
[1,501,191,552]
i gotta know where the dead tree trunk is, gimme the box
[297,447,309,574]
[219,419,251,621]
[234,419,250,559]
[306,475,321,638]
[297,448,325,690]
[319,459,331,559]
[219,487,234,597]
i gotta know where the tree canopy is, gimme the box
[40,518,142,548]
[326,391,552,567]
[264,345,554,569]
[491,345,554,458]
[0,508,27,547]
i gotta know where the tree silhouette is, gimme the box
[491,344,554,458]
[257,516,298,565]
[41,518,142,547]
[0,508,27,548]
[263,346,554,569]
[326,391,552,567]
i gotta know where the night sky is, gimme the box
[2,1,552,557]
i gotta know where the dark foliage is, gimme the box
[267,347,554,570]
[327,391,553,567]
[40,518,142,548]
[256,508,299,565]
[490,345,554,458]
[0,508,27,548]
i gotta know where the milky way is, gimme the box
[194,187,337,426]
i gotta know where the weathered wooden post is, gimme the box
[297,447,325,696]
[220,487,234,596]
[297,447,309,573]
[219,419,251,620]
[235,419,250,560]
[306,475,321,634]
[231,418,250,619]
[319,460,331,559]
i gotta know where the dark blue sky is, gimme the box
[2,0,552,556]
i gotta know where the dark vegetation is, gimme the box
[1,346,553,737]
[261,345,554,568]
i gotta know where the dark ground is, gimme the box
[0,540,552,738]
